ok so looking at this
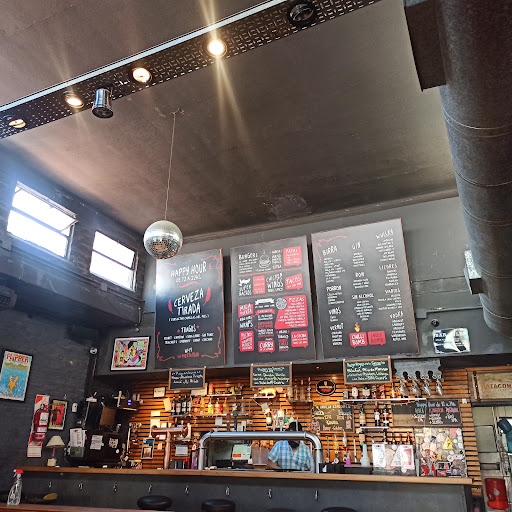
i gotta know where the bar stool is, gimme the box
[321,508,358,512]
[137,495,173,510]
[201,498,236,512]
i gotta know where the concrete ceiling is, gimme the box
[0,0,457,237]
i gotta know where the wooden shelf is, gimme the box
[340,398,426,404]
[360,426,389,430]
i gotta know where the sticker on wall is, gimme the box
[111,337,150,370]
[0,350,32,401]
[432,328,470,354]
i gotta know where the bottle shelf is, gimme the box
[206,394,243,398]
[340,398,426,404]
[359,426,390,430]
[171,413,250,418]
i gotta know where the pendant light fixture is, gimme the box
[143,111,183,259]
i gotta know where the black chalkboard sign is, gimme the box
[169,368,205,390]
[312,219,418,358]
[391,402,427,426]
[155,249,225,368]
[392,400,461,426]
[250,364,292,388]
[427,400,462,426]
[312,402,354,432]
[343,358,392,384]
[231,236,316,364]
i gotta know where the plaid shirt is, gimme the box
[268,441,315,472]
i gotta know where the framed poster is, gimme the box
[111,337,149,370]
[155,249,225,368]
[153,387,166,398]
[0,350,32,401]
[312,219,418,358]
[231,236,316,364]
[141,438,155,459]
[49,399,67,430]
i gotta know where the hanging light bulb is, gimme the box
[144,111,183,259]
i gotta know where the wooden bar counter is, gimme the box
[17,466,473,512]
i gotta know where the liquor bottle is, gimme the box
[208,382,214,395]
[266,412,273,429]
[359,404,366,427]
[342,388,349,400]
[176,395,182,415]
[390,383,396,399]
[379,385,386,399]
[371,385,377,399]
[397,433,403,445]
[240,397,246,415]
[382,404,390,428]
[214,398,221,415]
[284,408,289,428]
[307,377,312,401]
[171,396,176,416]
[381,430,388,444]
[299,380,306,402]
[351,386,359,399]
[207,397,214,415]
[362,385,371,399]
[223,398,228,415]
[277,408,284,430]
[287,385,294,402]
[294,381,299,401]
[289,410,296,425]
[406,432,414,445]
[374,403,381,427]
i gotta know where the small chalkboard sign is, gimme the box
[343,358,392,385]
[391,402,427,426]
[169,368,205,390]
[427,400,462,426]
[250,364,292,388]
[312,402,354,432]
[392,400,462,427]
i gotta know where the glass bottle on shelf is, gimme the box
[390,383,397,399]
[266,412,273,429]
[171,396,176,416]
[382,404,390,428]
[223,397,228,415]
[214,398,221,415]
[176,395,182,416]
[240,397,246,415]
[287,385,294,402]
[307,378,312,401]
[406,432,413,445]
[371,385,377,399]
[374,403,381,427]
[381,430,388,444]
[207,397,214,415]
[294,381,299,401]
[208,382,214,396]
[379,385,386,400]
[284,408,289,428]
[359,404,366,427]
[351,386,359,399]
[362,385,371,399]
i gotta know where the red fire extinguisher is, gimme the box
[32,403,50,442]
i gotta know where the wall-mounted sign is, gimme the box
[392,400,462,427]
[316,379,336,396]
[155,249,225,368]
[169,368,205,390]
[312,219,418,358]
[231,236,315,364]
[0,350,32,401]
[471,371,512,401]
[343,358,392,385]
[250,363,292,388]
[433,328,470,354]
[312,402,353,432]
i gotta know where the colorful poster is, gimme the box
[141,437,155,459]
[231,236,315,364]
[49,399,68,430]
[312,219,418,358]
[0,350,32,401]
[155,249,225,368]
[111,337,150,370]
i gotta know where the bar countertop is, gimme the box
[18,466,473,485]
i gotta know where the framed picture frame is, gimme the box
[141,438,155,460]
[0,350,32,401]
[153,386,166,398]
[49,399,68,430]
[111,337,150,370]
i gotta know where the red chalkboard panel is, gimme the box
[311,219,418,358]
[231,236,316,364]
[155,249,225,368]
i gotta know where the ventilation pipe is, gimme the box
[405,0,512,337]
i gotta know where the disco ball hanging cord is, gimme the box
[164,110,178,221]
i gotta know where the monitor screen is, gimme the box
[231,443,251,461]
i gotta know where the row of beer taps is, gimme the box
[398,374,443,397]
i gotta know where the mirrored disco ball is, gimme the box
[143,220,183,259]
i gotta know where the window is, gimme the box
[90,232,136,290]
[7,183,76,258]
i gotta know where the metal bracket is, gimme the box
[268,488,272,499]
[225,486,230,497]
[315,490,319,501]
[185,485,190,496]
[147,484,152,495]
[78,482,83,491]
[48,481,52,489]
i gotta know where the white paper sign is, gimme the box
[175,445,188,456]
[90,435,103,451]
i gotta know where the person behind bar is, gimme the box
[267,421,314,472]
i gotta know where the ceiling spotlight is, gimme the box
[132,67,152,83]
[206,39,227,57]
[287,1,318,27]
[64,93,84,108]
[92,88,113,119]
[4,116,26,129]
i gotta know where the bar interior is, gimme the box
[0,2,511,512]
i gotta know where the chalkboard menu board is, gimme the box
[155,249,225,368]
[343,358,392,384]
[392,400,461,426]
[250,364,292,388]
[231,236,316,364]
[312,402,354,432]
[169,368,205,390]
[312,219,418,358]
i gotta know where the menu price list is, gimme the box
[312,219,418,358]
[155,249,225,368]
[231,236,316,364]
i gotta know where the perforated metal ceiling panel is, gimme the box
[0,0,380,139]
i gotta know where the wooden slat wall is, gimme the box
[127,368,480,492]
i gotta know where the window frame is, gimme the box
[7,182,77,260]
[90,230,138,291]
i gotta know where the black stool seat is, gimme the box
[267,508,296,512]
[201,498,236,512]
[137,495,173,510]
[321,508,357,512]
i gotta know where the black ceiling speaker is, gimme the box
[92,88,113,118]
[287,1,318,28]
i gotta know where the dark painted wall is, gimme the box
[95,196,512,377]
[0,309,92,489]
